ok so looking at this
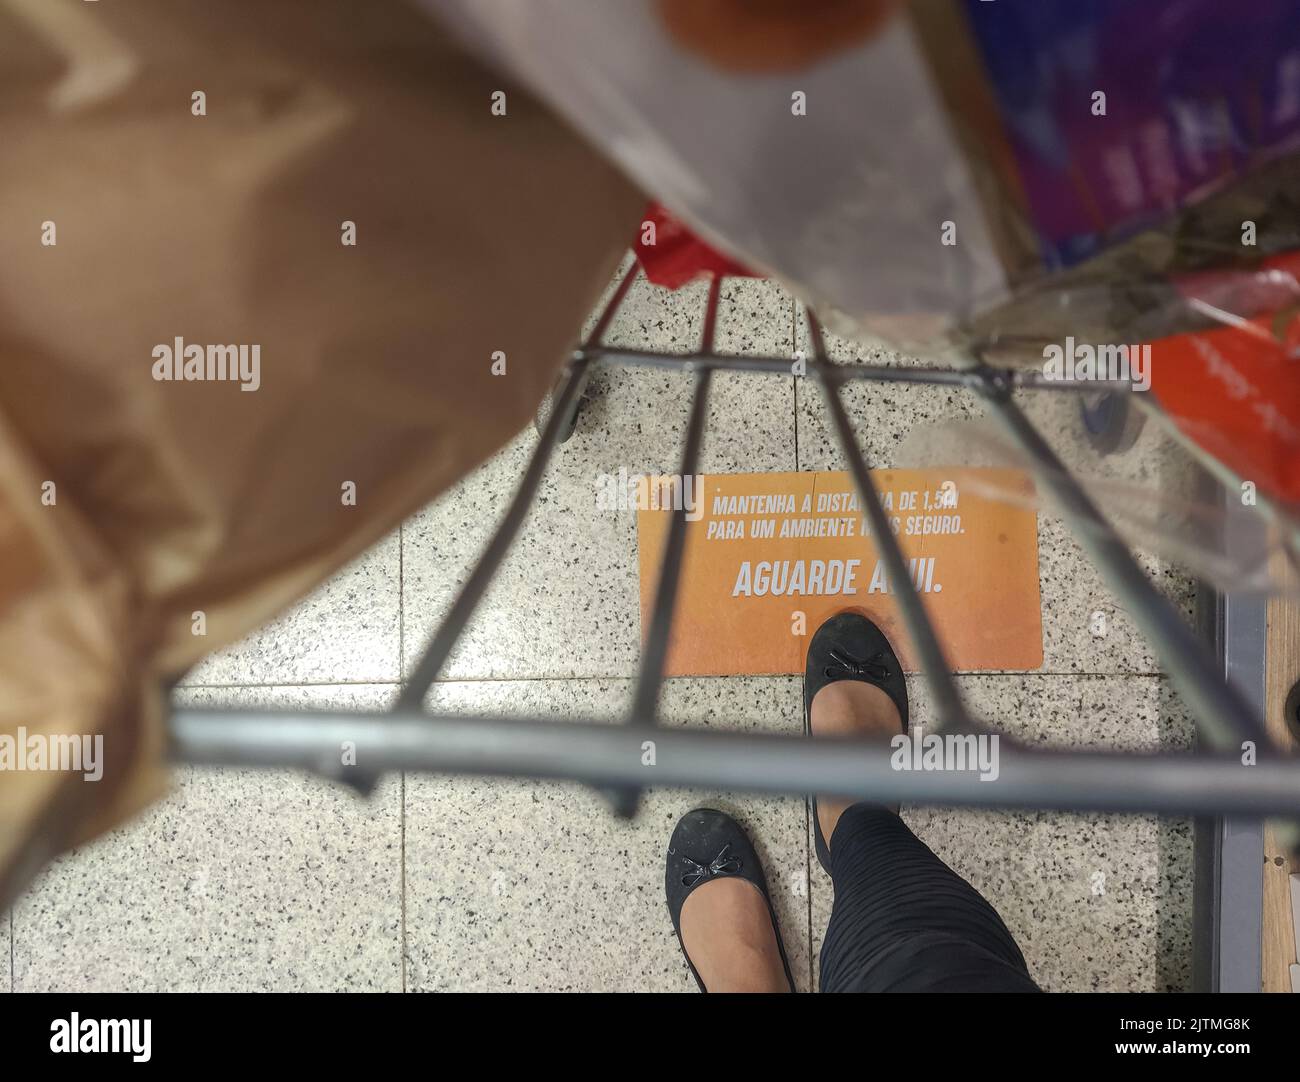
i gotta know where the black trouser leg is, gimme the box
[819,803,1040,992]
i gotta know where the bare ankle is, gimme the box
[810,681,903,844]
[810,680,900,739]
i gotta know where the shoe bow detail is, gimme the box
[824,646,892,682]
[680,843,742,887]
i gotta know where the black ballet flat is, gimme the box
[804,611,909,874]
[665,807,796,992]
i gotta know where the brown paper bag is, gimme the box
[0,0,643,907]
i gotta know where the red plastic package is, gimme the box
[633,202,757,288]
[1151,315,1300,506]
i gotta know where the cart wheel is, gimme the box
[533,371,585,444]
[1080,391,1145,456]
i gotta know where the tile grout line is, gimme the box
[399,518,407,994]
[791,297,800,472]
[171,671,1175,691]
[400,773,407,994]
[795,300,814,991]
[804,796,814,992]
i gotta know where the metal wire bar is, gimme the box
[398,263,640,708]
[976,382,1271,752]
[806,313,973,731]
[629,280,719,726]
[581,345,1137,393]
[397,358,591,707]
[613,278,720,814]
[582,346,971,382]
[584,259,642,348]
[169,708,1300,818]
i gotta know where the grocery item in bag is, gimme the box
[0,0,642,907]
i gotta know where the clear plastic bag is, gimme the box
[423,0,1300,533]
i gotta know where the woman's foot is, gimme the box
[810,679,902,845]
[665,808,795,992]
[679,878,789,992]
[804,612,909,867]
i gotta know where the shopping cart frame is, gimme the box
[169,264,1299,822]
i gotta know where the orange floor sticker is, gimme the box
[637,469,1042,676]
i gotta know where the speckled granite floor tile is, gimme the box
[401,273,797,682]
[807,673,1195,992]
[405,676,811,992]
[714,277,795,357]
[13,684,402,992]
[2,911,10,992]
[599,265,711,355]
[180,527,401,686]
[580,250,639,341]
[797,305,954,368]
